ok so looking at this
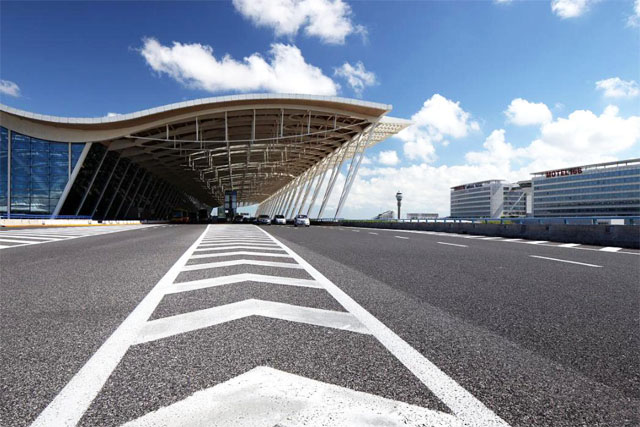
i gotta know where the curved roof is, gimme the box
[0,94,410,207]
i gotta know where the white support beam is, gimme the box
[317,142,350,219]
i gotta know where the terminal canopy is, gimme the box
[1,94,410,218]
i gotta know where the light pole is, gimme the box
[396,191,403,220]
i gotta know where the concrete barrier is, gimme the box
[314,220,640,249]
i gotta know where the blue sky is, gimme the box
[1,0,639,217]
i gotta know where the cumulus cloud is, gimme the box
[334,61,376,96]
[628,0,640,26]
[339,104,640,218]
[505,98,553,126]
[139,38,338,95]
[398,94,479,162]
[551,0,593,18]
[377,150,400,166]
[595,77,639,98]
[0,80,20,97]
[232,0,365,44]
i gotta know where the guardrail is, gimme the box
[315,216,639,226]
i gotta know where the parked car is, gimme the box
[257,214,272,225]
[294,214,310,227]
[273,214,286,225]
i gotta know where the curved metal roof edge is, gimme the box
[0,93,393,125]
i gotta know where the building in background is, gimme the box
[373,210,395,220]
[532,159,640,217]
[450,180,526,218]
[406,213,438,220]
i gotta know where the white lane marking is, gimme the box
[559,243,580,248]
[351,230,360,232]
[121,366,463,427]
[30,225,210,427]
[199,241,279,248]
[525,240,547,245]
[136,299,369,344]
[368,232,378,235]
[529,255,602,268]
[0,238,37,244]
[394,236,409,240]
[480,236,501,240]
[190,251,293,260]
[194,245,286,252]
[347,226,639,256]
[167,273,322,294]
[0,234,62,240]
[181,259,304,271]
[600,247,622,252]
[0,244,10,248]
[0,225,162,251]
[257,227,510,426]
[437,242,468,248]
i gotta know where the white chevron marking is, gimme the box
[182,259,303,271]
[166,273,322,294]
[135,299,369,344]
[190,251,293,259]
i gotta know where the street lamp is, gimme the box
[395,191,403,220]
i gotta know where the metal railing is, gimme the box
[315,216,639,226]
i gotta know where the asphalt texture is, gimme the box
[1,223,638,426]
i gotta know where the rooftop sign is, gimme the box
[544,167,582,178]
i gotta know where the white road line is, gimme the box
[559,243,580,248]
[199,242,278,248]
[136,299,369,344]
[368,232,378,235]
[529,255,602,268]
[0,238,37,244]
[600,247,622,252]
[0,234,61,240]
[181,259,304,271]
[0,245,11,248]
[166,273,322,294]
[256,226,509,426]
[394,236,409,240]
[194,245,286,252]
[190,251,292,259]
[30,225,210,427]
[525,240,548,245]
[480,236,501,240]
[437,242,468,248]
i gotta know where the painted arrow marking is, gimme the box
[135,299,369,344]
[121,366,464,427]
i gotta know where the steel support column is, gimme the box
[76,148,109,216]
[317,142,350,219]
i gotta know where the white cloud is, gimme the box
[334,61,376,96]
[378,150,400,166]
[494,0,513,4]
[0,80,20,97]
[398,94,479,162]
[232,0,364,44]
[338,104,640,218]
[595,77,640,98]
[505,98,553,126]
[107,112,121,117]
[139,38,338,95]
[551,0,593,18]
[628,0,640,26]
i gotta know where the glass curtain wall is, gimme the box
[0,127,85,216]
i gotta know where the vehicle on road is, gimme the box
[273,214,286,225]
[257,214,272,225]
[294,214,310,227]
[170,209,190,223]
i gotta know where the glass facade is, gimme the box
[532,162,640,217]
[0,127,86,216]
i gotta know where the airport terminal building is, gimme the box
[0,94,409,220]
[450,158,640,219]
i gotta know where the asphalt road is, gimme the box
[1,223,638,426]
